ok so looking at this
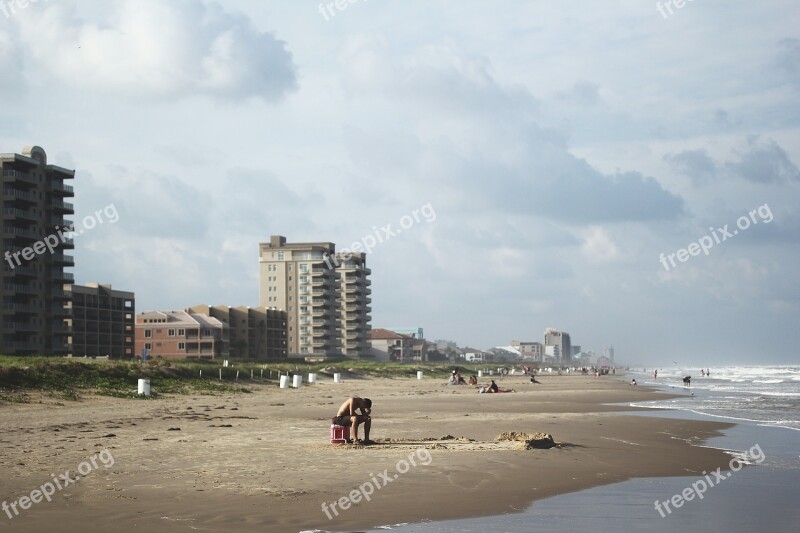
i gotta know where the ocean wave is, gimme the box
[753,379,784,384]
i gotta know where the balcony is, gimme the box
[53,271,74,282]
[51,181,75,196]
[51,199,74,213]
[3,302,39,314]
[3,320,39,333]
[3,263,36,279]
[51,289,70,299]
[51,254,74,266]
[3,283,38,294]
[50,305,70,316]
[4,225,39,241]
[3,187,37,204]
[49,217,73,228]
[3,207,37,221]
[2,169,37,185]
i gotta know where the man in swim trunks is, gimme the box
[334,396,372,444]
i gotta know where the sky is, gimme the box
[1,0,798,365]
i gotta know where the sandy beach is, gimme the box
[0,374,736,532]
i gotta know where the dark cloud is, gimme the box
[665,148,718,185]
[727,136,800,184]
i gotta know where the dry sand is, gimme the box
[0,374,734,532]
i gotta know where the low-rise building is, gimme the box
[462,347,491,362]
[135,311,227,360]
[511,340,544,361]
[69,283,134,358]
[369,328,413,361]
[186,305,288,359]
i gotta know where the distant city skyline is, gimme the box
[1,1,797,364]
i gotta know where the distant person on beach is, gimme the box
[683,376,691,387]
[334,397,373,444]
[480,379,515,393]
[468,375,478,385]
[630,379,637,386]
[706,369,710,376]
[530,373,541,384]
[653,369,658,380]
[701,369,705,377]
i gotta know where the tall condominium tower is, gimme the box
[1,146,74,356]
[335,252,372,357]
[544,327,572,364]
[258,235,372,358]
[259,236,341,356]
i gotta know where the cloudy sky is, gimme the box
[1,0,798,365]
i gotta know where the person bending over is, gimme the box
[334,397,373,444]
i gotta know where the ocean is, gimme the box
[629,365,800,432]
[354,365,800,533]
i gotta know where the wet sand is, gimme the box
[0,374,734,532]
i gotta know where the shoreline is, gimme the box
[0,374,736,532]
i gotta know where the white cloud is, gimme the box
[12,0,297,101]
[580,226,620,262]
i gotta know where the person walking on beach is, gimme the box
[334,397,373,444]
[653,369,658,380]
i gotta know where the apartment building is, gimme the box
[186,304,288,359]
[135,311,227,360]
[544,327,572,364]
[511,340,544,362]
[69,283,134,358]
[335,252,372,357]
[1,146,74,356]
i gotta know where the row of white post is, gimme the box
[138,368,435,395]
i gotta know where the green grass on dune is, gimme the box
[0,356,486,403]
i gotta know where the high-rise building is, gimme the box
[258,236,372,358]
[186,304,288,359]
[259,236,341,357]
[604,345,615,362]
[69,283,135,358]
[544,327,572,364]
[336,253,372,357]
[1,146,74,356]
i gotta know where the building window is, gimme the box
[178,328,185,336]
[178,342,185,350]
[145,343,152,350]
[144,329,152,338]
[168,329,175,337]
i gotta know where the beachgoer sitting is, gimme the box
[480,379,515,393]
[530,374,541,384]
[468,375,478,385]
[630,379,637,386]
[334,396,373,445]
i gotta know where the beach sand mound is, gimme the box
[496,431,556,450]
